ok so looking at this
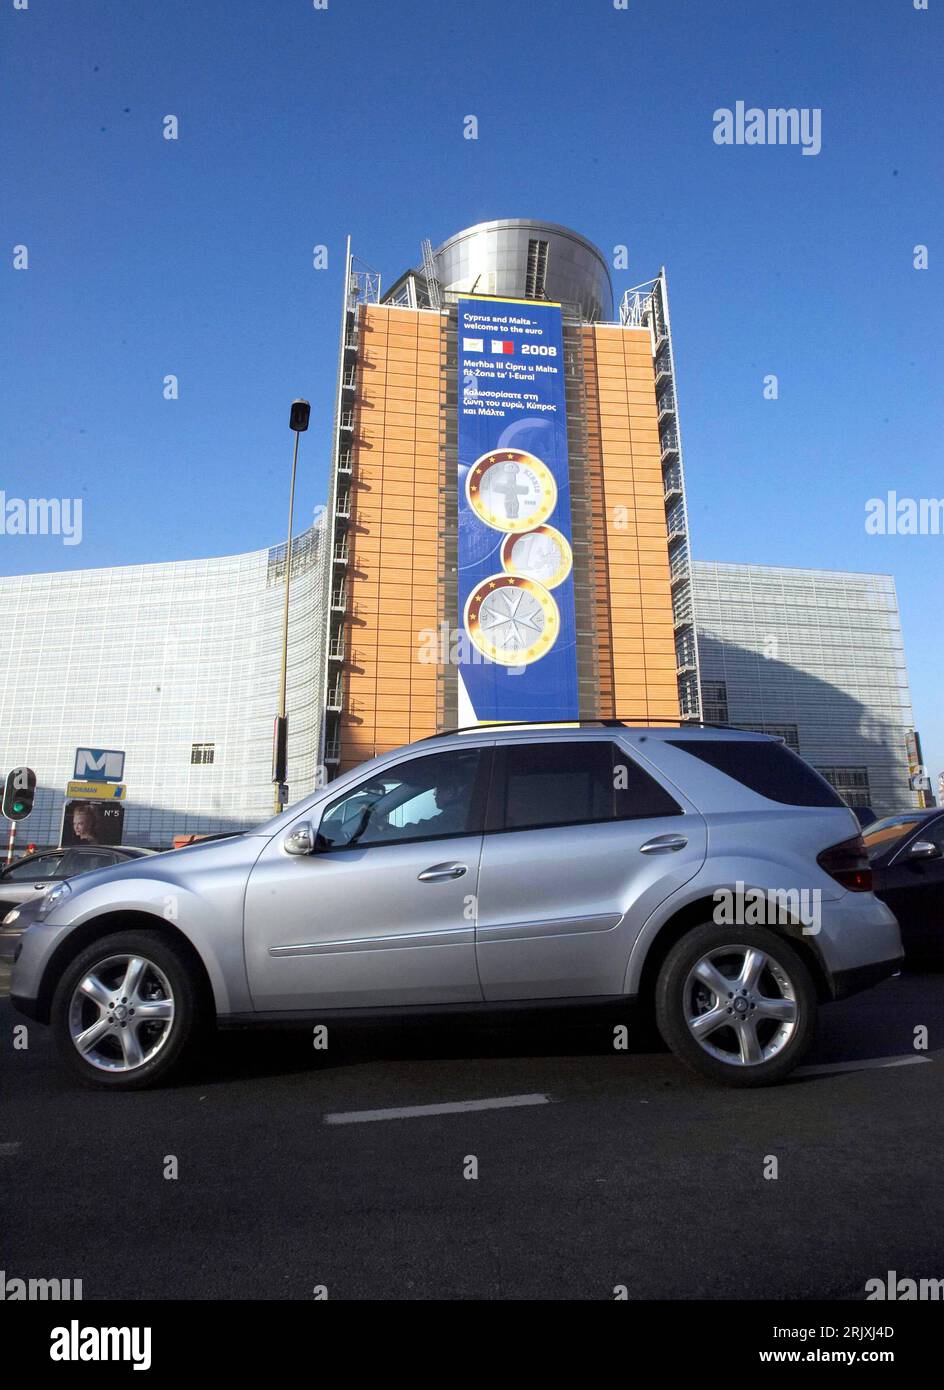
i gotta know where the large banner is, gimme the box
[457,296,578,723]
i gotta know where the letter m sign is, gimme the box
[74,748,125,782]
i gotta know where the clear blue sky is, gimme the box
[2,0,941,786]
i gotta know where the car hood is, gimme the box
[54,832,266,897]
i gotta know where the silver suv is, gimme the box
[9,724,903,1089]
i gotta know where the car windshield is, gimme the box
[862,815,929,861]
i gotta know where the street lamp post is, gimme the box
[273,399,311,814]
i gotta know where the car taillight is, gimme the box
[817,834,873,892]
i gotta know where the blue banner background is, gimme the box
[457,297,579,722]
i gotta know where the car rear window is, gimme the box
[667,739,846,808]
[490,740,681,832]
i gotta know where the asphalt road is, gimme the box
[2,971,943,1301]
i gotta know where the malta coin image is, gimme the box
[464,574,561,666]
[501,524,573,589]
[465,449,558,533]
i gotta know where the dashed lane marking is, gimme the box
[324,1093,552,1125]
[795,1053,932,1078]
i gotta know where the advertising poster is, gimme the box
[61,799,125,847]
[457,296,578,723]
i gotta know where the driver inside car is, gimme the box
[349,762,472,845]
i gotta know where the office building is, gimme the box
[692,560,921,817]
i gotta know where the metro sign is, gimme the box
[74,747,125,783]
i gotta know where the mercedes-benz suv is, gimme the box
[9,724,903,1089]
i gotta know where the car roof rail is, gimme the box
[417,717,772,741]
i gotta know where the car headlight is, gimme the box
[35,881,72,919]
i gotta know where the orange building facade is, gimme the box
[322,222,700,777]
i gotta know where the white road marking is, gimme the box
[0,1142,21,1156]
[795,1053,932,1078]
[324,1093,551,1125]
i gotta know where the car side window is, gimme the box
[60,849,120,876]
[922,819,944,854]
[315,748,489,851]
[3,853,65,881]
[489,740,681,833]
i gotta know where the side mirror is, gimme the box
[908,839,941,860]
[284,823,315,856]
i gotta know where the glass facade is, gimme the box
[0,521,327,846]
[692,561,918,817]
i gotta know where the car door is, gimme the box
[474,736,707,1000]
[0,852,68,912]
[244,745,492,1011]
[879,816,944,951]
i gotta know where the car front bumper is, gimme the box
[0,913,28,964]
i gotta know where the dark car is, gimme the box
[864,810,944,962]
[0,844,154,917]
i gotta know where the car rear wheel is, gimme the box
[51,929,204,1090]
[655,923,817,1087]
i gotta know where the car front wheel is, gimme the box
[51,929,204,1090]
[655,923,817,1087]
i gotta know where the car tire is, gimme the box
[51,929,205,1090]
[655,922,817,1087]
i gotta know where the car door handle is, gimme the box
[417,862,468,882]
[640,835,688,854]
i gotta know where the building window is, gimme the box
[739,723,800,754]
[817,766,871,807]
[191,743,215,766]
[525,239,549,300]
[701,680,729,723]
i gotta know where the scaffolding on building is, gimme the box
[620,271,702,720]
[318,243,382,773]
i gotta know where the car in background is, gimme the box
[0,845,154,917]
[864,809,944,963]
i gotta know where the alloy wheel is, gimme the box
[683,944,799,1067]
[67,953,175,1073]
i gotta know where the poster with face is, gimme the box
[61,799,124,847]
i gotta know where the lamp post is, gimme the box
[273,399,310,813]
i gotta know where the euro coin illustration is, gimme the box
[500,524,573,590]
[465,449,557,534]
[464,574,560,666]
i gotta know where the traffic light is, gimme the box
[2,766,37,821]
[272,715,288,785]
